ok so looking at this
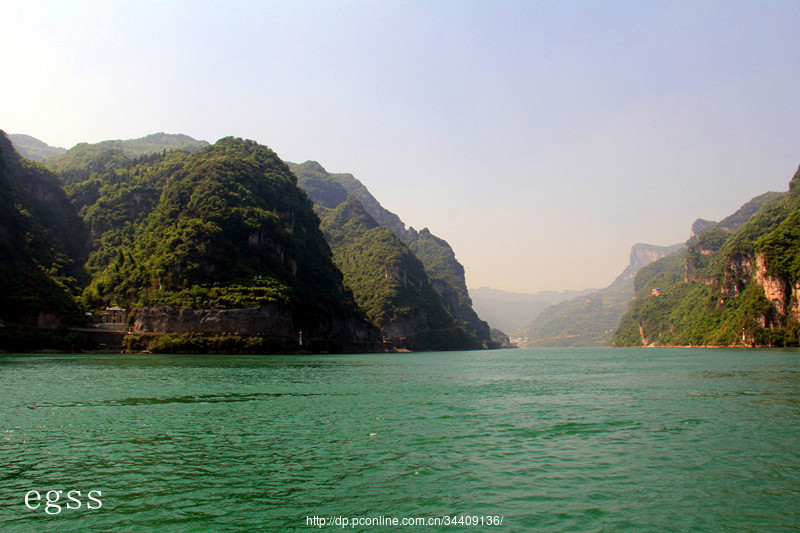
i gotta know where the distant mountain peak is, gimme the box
[691,219,717,238]
[296,160,327,173]
[629,243,684,272]
[8,133,67,161]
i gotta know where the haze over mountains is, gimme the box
[468,286,596,333]
[493,189,790,347]
[514,243,684,346]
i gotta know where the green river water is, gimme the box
[1,348,799,531]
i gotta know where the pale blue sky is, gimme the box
[2,0,799,292]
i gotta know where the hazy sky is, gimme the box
[2,1,799,293]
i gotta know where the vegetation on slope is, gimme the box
[0,131,84,328]
[43,132,208,176]
[78,138,357,328]
[614,168,800,347]
[291,160,493,348]
[519,244,683,346]
[320,197,456,336]
[3,132,491,352]
[1,133,383,351]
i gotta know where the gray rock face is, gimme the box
[132,306,295,336]
[132,305,384,351]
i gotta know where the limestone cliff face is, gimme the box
[132,305,383,350]
[754,254,793,319]
[133,306,295,336]
[615,172,800,347]
[381,309,430,339]
[429,278,460,313]
[520,242,683,347]
[630,244,678,271]
[617,243,684,283]
[722,252,799,326]
[721,254,754,296]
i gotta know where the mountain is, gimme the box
[4,130,495,353]
[517,243,684,346]
[614,171,800,347]
[469,286,596,332]
[2,132,389,352]
[289,160,493,349]
[43,132,210,178]
[689,191,784,239]
[319,197,478,350]
[8,134,66,161]
[402,228,492,346]
[0,130,84,348]
[518,190,785,348]
[75,137,382,352]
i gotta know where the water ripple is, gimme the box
[2,348,800,531]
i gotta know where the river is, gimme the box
[1,348,799,531]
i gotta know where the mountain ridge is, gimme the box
[8,134,67,161]
[289,160,493,349]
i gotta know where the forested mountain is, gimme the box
[42,133,209,176]
[289,160,493,349]
[614,171,800,347]
[2,130,495,353]
[2,132,386,352]
[73,137,382,352]
[320,197,479,349]
[8,134,66,161]
[517,243,683,346]
[517,186,786,347]
[693,191,785,236]
[0,131,84,337]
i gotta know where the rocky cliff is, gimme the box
[131,305,382,352]
[615,166,800,347]
[317,196,479,350]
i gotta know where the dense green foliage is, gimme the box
[714,191,784,232]
[292,160,493,348]
[76,138,357,330]
[320,197,453,334]
[615,168,800,347]
[43,133,208,176]
[404,228,492,344]
[1,132,387,352]
[2,132,491,352]
[0,131,84,328]
[289,161,407,234]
